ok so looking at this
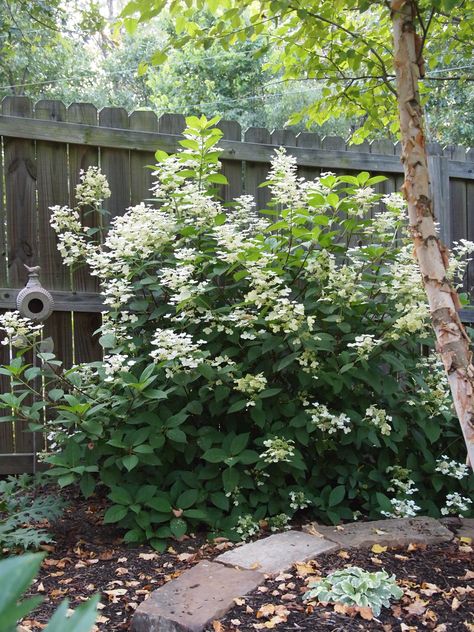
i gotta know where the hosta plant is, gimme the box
[304,566,403,616]
[0,115,472,550]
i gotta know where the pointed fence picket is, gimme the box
[0,96,473,473]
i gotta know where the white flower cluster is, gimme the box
[150,328,205,373]
[75,166,111,207]
[389,303,430,340]
[381,245,426,309]
[364,405,392,436]
[348,186,377,217]
[308,403,351,435]
[160,264,209,305]
[411,353,452,418]
[297,349,320,375]
[0,311,43,347]
[289,490,311,511]
[367,193,407,236]
[386,466,418,496]
[268,148,302,208]
[214,195,269,264]
[382,466,420,518]
[440,492,472,516]
[381,498,421,518]
[234,373,267,406]
[100,310,139,344]
[435,455,470,480]
[448,239,474,287]
[347,334,380,360]
[260,437,295,464]
[49,205,82,234]
[305,250,336,282]
[268,513,291,532]
[234,514,260,540]
[57,232,90,266]
[88,203,175,279]
[103,354,136,383]
[323,262,364,303]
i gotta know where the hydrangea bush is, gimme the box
[0,116,472,550]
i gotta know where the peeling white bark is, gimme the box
[391,0,474,467]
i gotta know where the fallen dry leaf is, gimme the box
[460,569,474,580]
[234,598,245,606]
[212,621,224,632]
[464,622,474,631]
[294,561,319,577]
[371,544,387,554]
[138,553,158,561]
[338,550,350,559]
[420,582,441,596]
[452,596,462,611]
[404,598,428,616]
[370,556,383,565]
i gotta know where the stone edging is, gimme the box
[131,516,472,632]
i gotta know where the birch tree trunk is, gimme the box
[391,0,474,467]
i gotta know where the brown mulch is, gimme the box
[14,489,474,631]
[20,488,233,631]
[204,537,474,632]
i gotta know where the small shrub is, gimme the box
[0,476,64,555]
[0,552,98,631]
[304,566,403,616]
[0,115,472,549]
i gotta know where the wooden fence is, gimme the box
[0,95,473,474]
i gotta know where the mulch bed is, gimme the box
[20,488,231,631]
[14,488,474,632]
[205,536,474,632]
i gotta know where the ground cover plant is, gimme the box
[0,474,65,555]
[0,116,472,552]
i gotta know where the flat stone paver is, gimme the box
[215,529,337,574]
[456,518,474,541]
[131,560,263,632]
[303,516,453,549]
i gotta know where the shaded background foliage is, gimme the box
[0,0,472,145]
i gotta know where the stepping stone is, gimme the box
[215,530,337,574]
[303,516,453,549]
[456,518,474,541]
[131,560,263,632]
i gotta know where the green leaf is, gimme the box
[176,489,199,509]
[207,173,228,184]
[122,455,139,471]
[99,333,116,349]
[328,485,346,507]
[227,399,247,413]
[166,428,187,443]
[45,595,100,632]
[210,491,229,511]
[170,517,187,538]
[376,492,393,514]
[222,467,239,492]
[104,504,128,523]
[109,487,133,506]
[230,433,249,455]
[146,497,172,513]
[202,448,227,463]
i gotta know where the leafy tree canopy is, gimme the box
[120,0,474,143]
